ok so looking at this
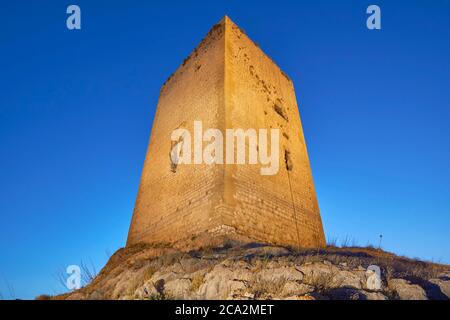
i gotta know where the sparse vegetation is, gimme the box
[251,253,273,271]
[1,279,16,300]
[49,241,448,300]
[54,258,99,294]
[80,259,97,286]
[303,268,341,295]
[327,237,338,247]
[190,273,205,292]
[147,292,174,300]
[142,264,156,282]
[251,276,287,298]
[125,275,142,298]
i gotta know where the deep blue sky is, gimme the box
[0,0,449,299]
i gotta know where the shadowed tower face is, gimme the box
[127,16,326,249]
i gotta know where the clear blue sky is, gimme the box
[0,0,449,299]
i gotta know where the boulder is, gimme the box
[334,270,364,289]
[165,278,192,299]
[258,266,304,282]
[198,264,252,299]
[429,277,450,299]
[361,290,387,300]
[133,279,158,299]
[388,279,427,300]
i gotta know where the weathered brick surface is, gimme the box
[127,16,326,249]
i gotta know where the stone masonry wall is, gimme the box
[127,17,325,249]
[222,17,325,247]
[126,21,226,245]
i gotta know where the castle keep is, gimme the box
[127,16,326,249]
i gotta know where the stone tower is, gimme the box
[127,16,326,249]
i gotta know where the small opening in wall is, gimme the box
[284,149,293,171]
[274,103,288,122]
[170,137,184,173]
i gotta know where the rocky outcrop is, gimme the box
[388,279,427,300]
[56,243,449,300]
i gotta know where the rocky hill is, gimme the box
[54,242,449,300]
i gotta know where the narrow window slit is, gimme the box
[285,149,293,171]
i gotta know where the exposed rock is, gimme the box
[165,279,192,299]
[65,292,86,300]
[150,270,179,283]
[389,279,427,300]
[258,266,304,282]
[297,262,339,277]
[56,243,449,301]
[283,295,315,300]
[281,281,314,296]
[334,270,364,289]
[326,288,387,300]
[227,291,255,300]
[198,264,252,299]
[356,266,365,271]
[361,290,387,300]
[243,246,290,257]
[430,277,450,299]
[87,290,104,300]
[133,280,158,299]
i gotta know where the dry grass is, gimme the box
[53,241,448,300]
[81,261,97,286]
[124,276,141,298]
[190,273,205,292]
[147,292,174,300]
[250,254,273,271]
[250,276,287,298]
[142,263,156,282]
[303,268,341,294]
[288,245,447,281]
